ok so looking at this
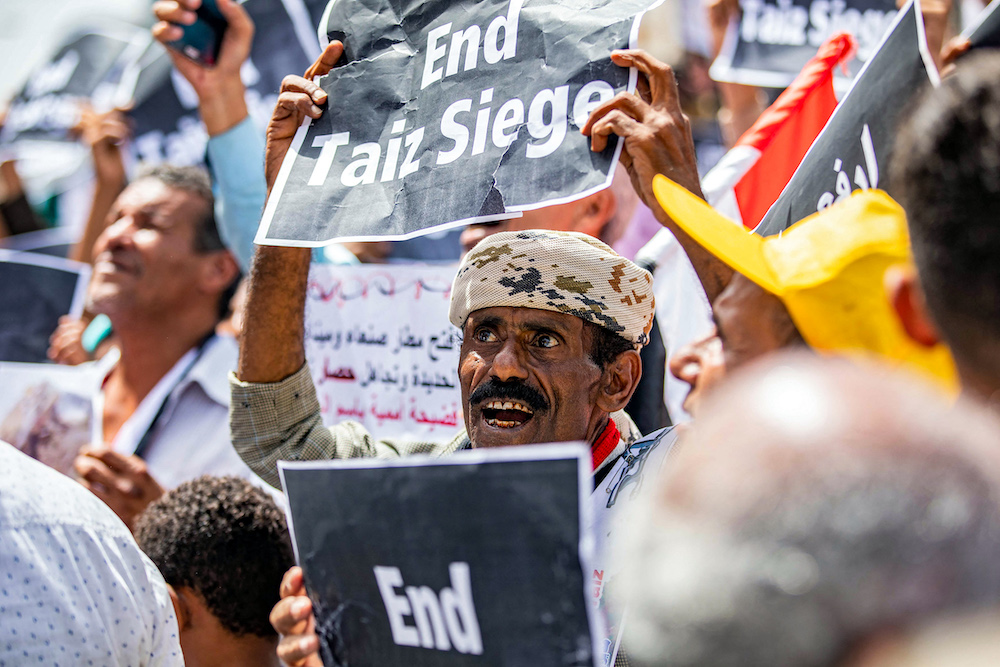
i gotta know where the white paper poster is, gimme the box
[304,263,462,442]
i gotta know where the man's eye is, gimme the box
[474,329,498,343]
[535,334,558,348]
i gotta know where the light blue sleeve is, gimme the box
[206,116,266,272]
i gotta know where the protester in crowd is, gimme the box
[582,48,955,418]
[135,475,294,667]
[613,354,1000,667]
[890,52,1000,404]
[0,439,183,664]
[226,41,663,664]
[71,163,254,529]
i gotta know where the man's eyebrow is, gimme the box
[471,315,504,329]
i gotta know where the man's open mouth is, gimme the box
[481,400,534,428]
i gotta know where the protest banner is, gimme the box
[257,0,662,246]
[962,0,1000,50]
[0,361,100,476]
[130,0,320,166]
[0,250,90,364]
[709,0,898,88]
[280,443,598,667]
[755,0,937,236]
[305,263,462,442]
[0,26,149,146]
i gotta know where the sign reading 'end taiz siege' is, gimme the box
[755,0,938,236]
[257,0,661,246]
[279,445,598,666]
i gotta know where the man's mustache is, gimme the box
[469,378,549,413]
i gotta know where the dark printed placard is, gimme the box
[0,27,148,145]
[130,0,319,166]
[257,0,659,246]
[279,444,598,667]
[755,0,937,235]
[962,0,1000,50]
[710,0,898,88]
[0,251,90,363]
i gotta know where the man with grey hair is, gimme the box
[612,353,1000,667]
[69,164,258,529]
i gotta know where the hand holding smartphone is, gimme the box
[166,0,229,67]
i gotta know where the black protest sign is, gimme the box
[755,0,936,235]
[257,0,657,246]
[710,0,898,88]
[0,251,90,363]
[1,27,147,145]
[130,0,316,166]
[963,0,1000,50]
[280,445,597,667]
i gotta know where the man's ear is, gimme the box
[200,250,241,296]
[596,349,642,413]
[167,584,190,631]
[570,189,617,240]
[886,264,941,347]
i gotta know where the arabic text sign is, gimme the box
[756,0,936,235]
[279,443,597,667]
[257,0,660,246]
[305,263,461,441]
[710,0,898,88]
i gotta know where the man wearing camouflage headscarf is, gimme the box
[230,228,655,487]
[230,39,664,667]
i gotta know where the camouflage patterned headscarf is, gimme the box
[449,230,655,348]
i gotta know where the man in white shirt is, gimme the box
[0,440,183,665]
[72,163,255,529]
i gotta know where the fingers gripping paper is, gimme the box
[257,0,663,246]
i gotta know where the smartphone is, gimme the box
[167,0,228,67]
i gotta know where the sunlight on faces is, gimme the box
[459,306,606,449]
[87,178,215,320]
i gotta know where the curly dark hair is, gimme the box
[135,476,294,638]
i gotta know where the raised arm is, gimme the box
[237,43,341,384]
[582,49,734,303]
[152,0,264,271]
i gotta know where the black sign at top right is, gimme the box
[755,0,937,236]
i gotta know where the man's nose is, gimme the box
[99,216,136,252]
[489,338,529,382]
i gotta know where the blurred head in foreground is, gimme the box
[135,476,294,667]
[613,354,1000,667]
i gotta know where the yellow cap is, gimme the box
[652,174,957,388]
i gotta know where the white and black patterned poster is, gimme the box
[755,0,937,235]
[257,0,661,246]
[710,0,898,88]
[280,444,598,667]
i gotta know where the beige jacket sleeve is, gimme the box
[229,363,469,488]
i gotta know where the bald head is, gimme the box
[614,354,1000,667]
